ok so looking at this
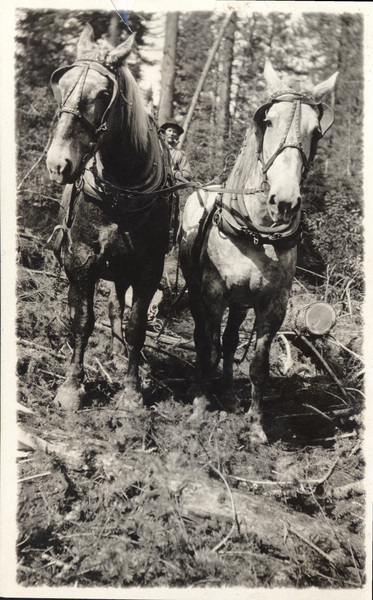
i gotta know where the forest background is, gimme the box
[15,8,363,288]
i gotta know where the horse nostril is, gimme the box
[295,197,301,212]
[62,159,72,177]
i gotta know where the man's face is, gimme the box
[165,126,180,146]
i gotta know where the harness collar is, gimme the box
[211,189,305,249]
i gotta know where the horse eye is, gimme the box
[264,118,272,128]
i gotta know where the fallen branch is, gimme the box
[99,320,195,351]
[16,402,34,414]
[94,357,113,384]
[17,190,61,204]
[327,336,364,362]
[146,329,195,351]
[209,464,239,552]
[18,430,355,565]
[18,471,52,483]
[311,458,339,486]
[293,329,349,402]
[331,481,364,499]
[17,338,67,360]
[19,266,67,280]
[18,232,43,243]
[285,523,337,566]
[302,403,335,425]
[278,333,293,374]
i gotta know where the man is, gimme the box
[159,118,192,182]
[159,118,192,247]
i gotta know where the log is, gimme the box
[26,433,355,566]
[294,301,336,335]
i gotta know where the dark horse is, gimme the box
[180,60,338,443]
[47,25,172,410]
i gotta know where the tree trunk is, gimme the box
[108,12,121,47]
[158,12,179,126]
[178,12,233,149]
[217,12,236,158]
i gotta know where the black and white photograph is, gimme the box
[1,0,371,597]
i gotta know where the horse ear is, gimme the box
[107,33,136,67]
[263,59,283,93]
[77,24,95,58]
[313,72,339,103]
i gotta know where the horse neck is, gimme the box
[98,69,156,188]
[226,129,271,226]
[99,119,151,187]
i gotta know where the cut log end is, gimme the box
[296,302,336,336]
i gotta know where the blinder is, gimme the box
[50,60,119,136]
[51,66,72,107]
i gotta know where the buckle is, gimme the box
[213,206,222,226]
[244,229,260,244]
[268,232,283,241]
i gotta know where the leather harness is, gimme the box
[190,89,334,253]
[49,63,333,257]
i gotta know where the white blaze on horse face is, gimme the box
[46,69,112,185]
[262,102,319,224]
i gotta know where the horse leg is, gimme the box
[188,280,225,421]
[247,301,286,444]
[54,278,95,411]
[221,307,248,411]
[116,283,154,408]
[108,281,128,367]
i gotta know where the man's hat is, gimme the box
[159,118,184,136]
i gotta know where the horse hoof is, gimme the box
[250,424,268,445]
[54,384,86,411]
[246,417,268,444]
[112,354,127,372]
[116,387,143,412]
[187,395,210,424]
[220,391,239,413]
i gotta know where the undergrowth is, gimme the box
[16,246,365,589]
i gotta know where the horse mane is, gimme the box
[226,127,263,190]
[117,66,149,154]
[85,41,149,154]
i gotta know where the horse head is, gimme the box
[46,24,136,185]
[254,59,338,225]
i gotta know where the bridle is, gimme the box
[204,90,335,246]
[254,90,335,184]
[50,58,122,144]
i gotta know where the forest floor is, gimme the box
[15,240,366,589]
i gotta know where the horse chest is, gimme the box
[207,227,296,294]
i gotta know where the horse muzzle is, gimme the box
[47,158,73,184]
[47,143,87,185]
[268,195,301,225]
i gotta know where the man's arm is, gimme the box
[173,150,192,181]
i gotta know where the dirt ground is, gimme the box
[16,244,365,588]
